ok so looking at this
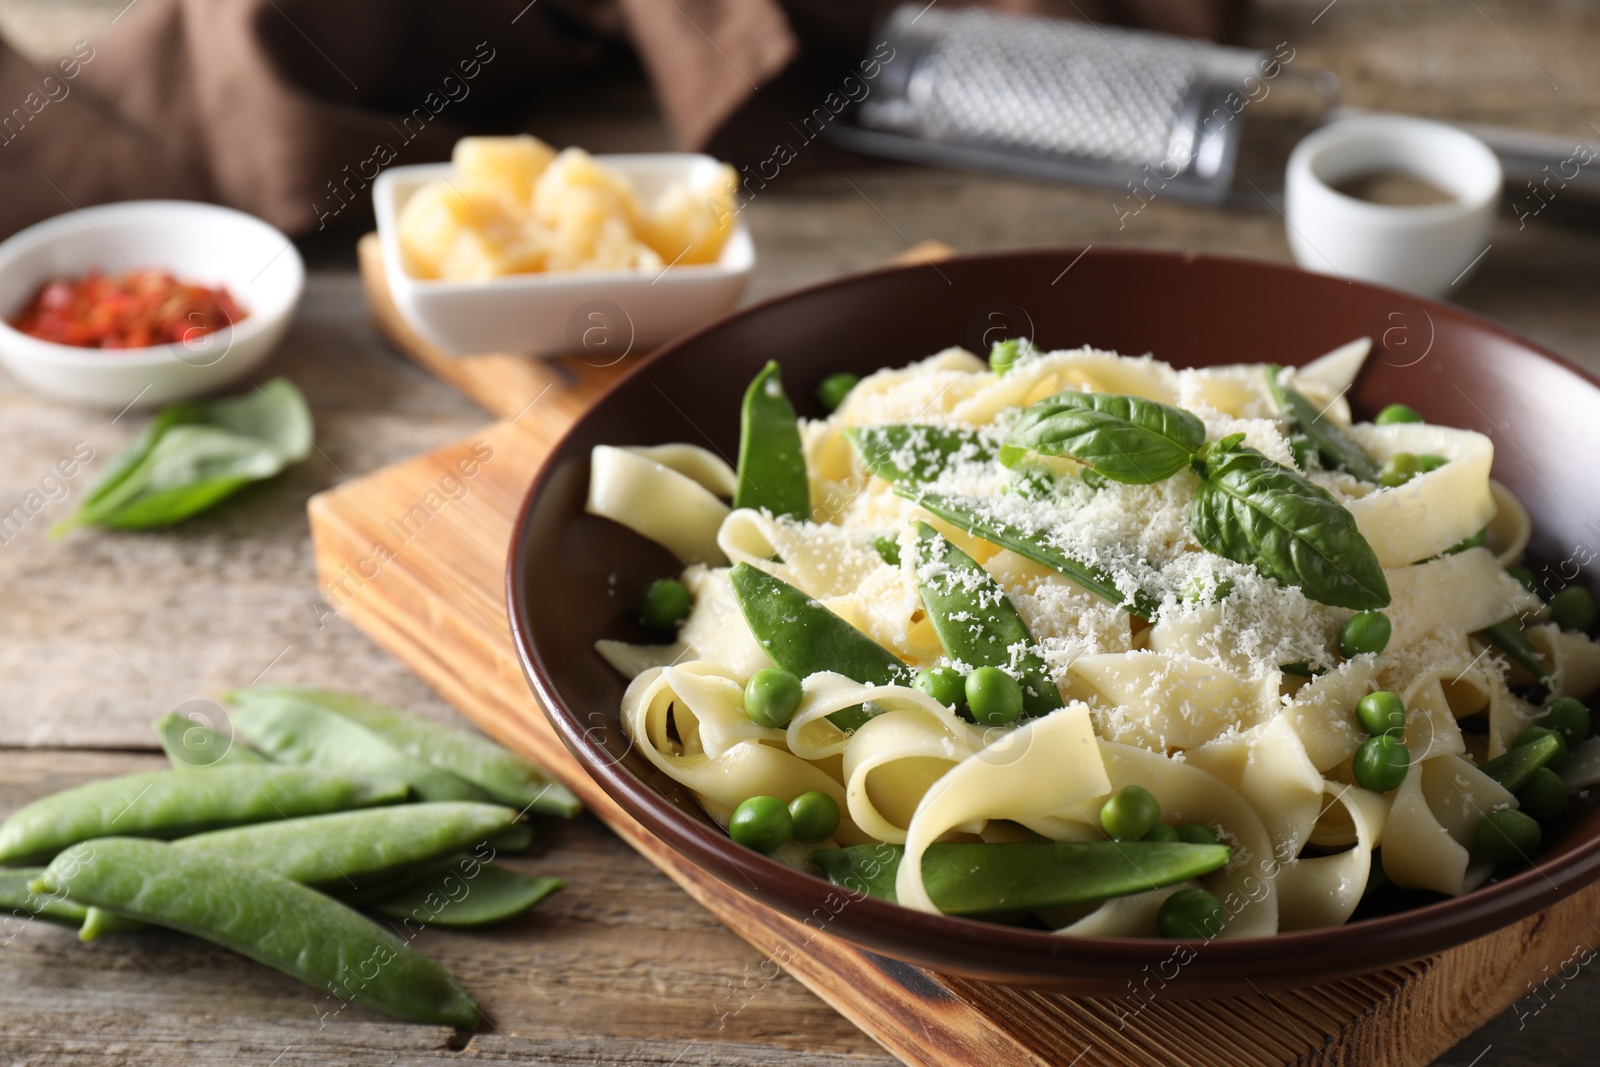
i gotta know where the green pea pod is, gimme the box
[735,361,810,519]
[0,867,88,928]
[488,821,535,853]
[909,522,1062,716]
[153,712,267,770]
[845,424,995,486]
[227,695,487,803]
[227,687,579,817]
[729,562,911,687]
[35,839,480,1029]
[0,767,408,865]
[1191,441,1390,611]
[1006,392,1206,485]
[1477,618,1551,680]
[1479,732,1563,791]
[367,856,564,927]
[1265,366,1381,482]
[811,840,1231,916]
[900,488,1159,620]
[79,801,523,940]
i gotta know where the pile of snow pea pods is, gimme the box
[0,686,580,1029]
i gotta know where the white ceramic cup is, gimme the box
[1284,115,1502,297]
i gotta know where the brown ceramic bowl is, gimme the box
[508,248,1600,993]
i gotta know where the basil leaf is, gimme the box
[910,521,1062,717]
[57,378,313,532]
[1265,366,1380,482]
[729,562,912,687]
[1006,392,1205,484]
[845,424,994,486]
[897,488,1159,620]
[1190,443,1390,610]
[734,361,810,519]
[1477,617,1551,679]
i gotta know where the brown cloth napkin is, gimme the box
[0,0,1242,239]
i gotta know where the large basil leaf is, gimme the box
[909,521,1062,716]
[57,378,313,532]
[734,361,810,519]
[898,488,1160,620]
[1190,442,1390,610]
[845,424,994,486]
[1006,392,1205,485]
[1265,366,1380,482]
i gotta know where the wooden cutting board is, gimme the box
[306,236,1600,1066]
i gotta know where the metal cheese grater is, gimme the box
[833,5,1270,203]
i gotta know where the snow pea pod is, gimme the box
[901,488,1160,620]
[1479,731,1564,792]
[80,801,524,939]
[730,562,912,688]
[1265,366,1381,482]
[0,867,88,928]
[909,521,1062,717]
[811,840,1231,916]
[734,361,810,519]
[0,767,408,865]
[846,424,995,486]
[228,687,579,817]
[367,854,564,927]
[35,839,480,1029]
[1477,617,1551,680]
[227,695,487,803]
[153,711,266,770]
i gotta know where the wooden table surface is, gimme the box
[4,1,1600,1063]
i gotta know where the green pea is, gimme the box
[914,666,966,711]
[1549,586,1597,633]
[743,668,803,729]
[1157,887,1226,940]
[1176,823,1218,846]
[1356,690,1407,737]
[1374,403,1424,425]
[1538,697,1591,744]
[1352,735,1410,793]
[1379,452,1423,488]
[1099,785,1161,841]
[0,768,409,866]
[728,796,792,853]
[788,791,840,843]
[639,578,692,636]
[1417,453,1449,472]
[1506,565,1539,595]
[1141,821,1180,843]
[228,687,580,817]
[1514,725,1569,769]
[1340,611,1392,659]
[989,339,1025,375]
[964,667,1023,726]
[1516,768,1569,821]
[815,372,860,413]
[1477,808,1541,866]
[33,839,480,1028]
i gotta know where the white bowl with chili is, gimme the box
[0,200,304,408]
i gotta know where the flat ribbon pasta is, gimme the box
[1067,651,1278,750]
[1344,424,1497,567]
[1383,547,1542,649]
[1275,782,1387,931]
[588,445,730,564]
[1382,754,1512,896]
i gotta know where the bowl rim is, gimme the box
[0,199,305,367]
[372,156,755,294]
[507,245,1600,985]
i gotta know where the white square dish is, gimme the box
[373,156,754,358]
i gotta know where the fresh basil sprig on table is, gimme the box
[1003,392,1206,485]
[1264,365,1381,482]
[54,378,313,533]
[1189,435,1391,611]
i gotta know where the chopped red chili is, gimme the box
[9,269,247,349]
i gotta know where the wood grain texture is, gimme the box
[305,327,1600,1067]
